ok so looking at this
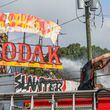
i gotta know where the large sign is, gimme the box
[15,74,79,92]
[0,13,61,44]
[0,42,63,69]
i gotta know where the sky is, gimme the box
[0,0,110,49]
[1,0,110,84]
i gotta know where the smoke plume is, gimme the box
[97,72,110,88]
[61,58,83,80]
[61,58,110,88]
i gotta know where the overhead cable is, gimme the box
[0,0,19,8]
[60,15,85,26]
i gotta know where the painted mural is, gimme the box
[15,74,79,92]
[0,13,61,44]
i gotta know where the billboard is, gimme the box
[0,13,61,44]
[15,74,79,92]
[0,42,63,69]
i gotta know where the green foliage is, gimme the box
[24,67,45,76]
[24,43,110,78]
[59,43,82,59]
[92,45,109,58]
[59,43,110,60]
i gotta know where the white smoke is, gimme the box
[97,72,110,88]
[61,58,110,88]
[61,58,83,80]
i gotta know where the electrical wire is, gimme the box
[0,0,84,28]
[0,0,12,5]
[6,15,85,43]
[96,73,110,78]
[75,0,85,24]
[92,0,102,16]
[103,15,110,17]
[98,0,104,28]
[9,34,35,42]
[0,73,110,85]
[0,0,85,38]
[59,15,85,26]
[0,72,110,84]
[0,0,19,8]
[90,0,104,28]
[68,73,110,80]
[90,11,96,28]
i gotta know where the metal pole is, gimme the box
[85,2,92,61]
[93,93,96,110]
[10,95,14,110]
[39,36,43,45]
[51,94,55,110]
[22,32,26,71]
[23,32,26,57]
[23,32,26,43]
[30,95,34,110]
[72,94,75,110]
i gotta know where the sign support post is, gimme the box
[30,95,34,110]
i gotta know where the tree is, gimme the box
[59,43,110,61]
[24,43,110,79]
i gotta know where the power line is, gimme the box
[103,14,110,17]
[6,16,85,42]
[0,0,84,35]
[96,73,110,78]
[9,34,35,42]
[92,14,110,18]
[99,14,110,18]
[59,15,85,26]
[70,73,110,80]
[98,0,104,28]
[0,0,19,8]
[75,2,85,24]
[0,0,84,28]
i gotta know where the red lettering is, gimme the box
[1,42,62,67]
[31,45,45,63]
[2,42,16,61]
[48,46,61,64]
[8,13,15,27]
[0,13,5,21]
[18,43,31,62]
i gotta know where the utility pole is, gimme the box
[85,1,92,61]
[77,0,99,61]
[77,0,99,83]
